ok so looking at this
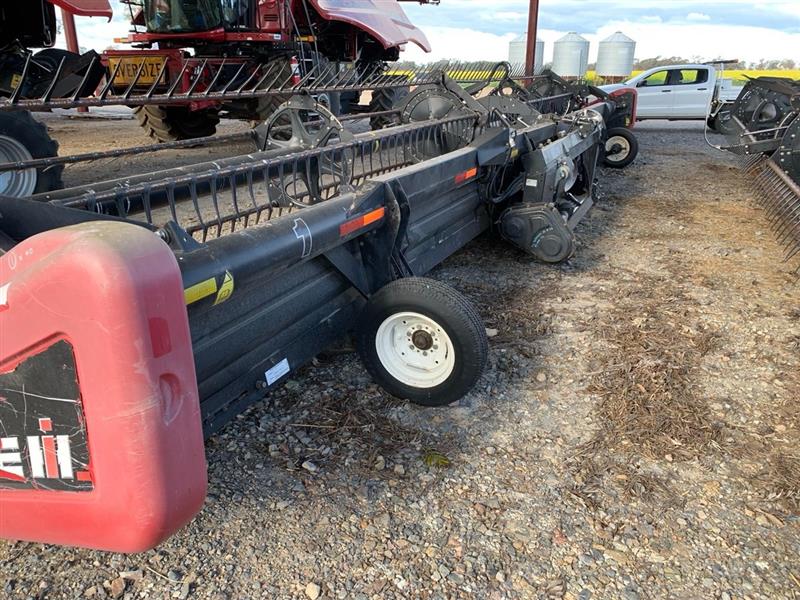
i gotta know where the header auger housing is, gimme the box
[0,71,638,552]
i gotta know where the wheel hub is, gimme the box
[375,312,455,389]
[605,135,630,162]
[411,330,434,351]
[0,134,37,198]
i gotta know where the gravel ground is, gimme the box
[1,118,798,600]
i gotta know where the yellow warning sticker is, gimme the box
[214,271,235,306]
[184,277,218,306]
[10,74,21,90]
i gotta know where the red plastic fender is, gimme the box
[0,222,206,553]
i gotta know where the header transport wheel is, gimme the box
[0,110,63,197]
[602,127,639,169]
[356,278,489,407]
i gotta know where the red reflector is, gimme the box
[455,167,478,184]
[340,207,386,237]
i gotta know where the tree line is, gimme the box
[628,57,797,70]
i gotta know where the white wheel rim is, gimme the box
[605,135,630,163]
[0,135,37,197]
[375,311,455,389]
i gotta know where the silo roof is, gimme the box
[556,32,589,43]
[601,31,635,43]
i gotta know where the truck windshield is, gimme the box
[144,0,224,33]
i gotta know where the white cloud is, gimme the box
[402,27,517,63]
[403,21,799,65]
[686,12,711,21]
[492,12,528,22]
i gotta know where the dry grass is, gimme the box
[570,275,726,505]
[755,453,800,511]
[748,368,800,512]
[583,280,724,460]
[569,270,800,513]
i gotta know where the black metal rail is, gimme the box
[1,59,555,113]
[34,115,479,242]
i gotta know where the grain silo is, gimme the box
[596,32,636,81]
[552,32,589,79]
[508,33,544,73]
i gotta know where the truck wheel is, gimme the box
[602,127,638,169]
[134,105,219,142]
[369,84,409,130]
[0,110,63,197]
[356,278,488,407]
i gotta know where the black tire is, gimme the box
[134,105,220,142]
[602,127,639,169]
[0,110,63,197]
[339,90,361,115]
[356,278,488,407]
[369,84,409,130]
[33,48,81,73]
[253,59,296,123]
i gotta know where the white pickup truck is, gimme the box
[600,64,741,131]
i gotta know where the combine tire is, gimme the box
[0,110,62,197]
[602,127,638,169]
[253,59,297,122]
[356,278,488,407]
[134,105,220,142]
[33,48,81,73]
[339,90,361,115]
[369,84,409,130]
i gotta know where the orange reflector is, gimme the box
[455,167,478,184]
[340,207,386,237]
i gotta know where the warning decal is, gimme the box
[185,271,235,307]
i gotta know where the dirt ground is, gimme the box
[1,115,798,600]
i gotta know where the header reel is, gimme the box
[718,76,800,269]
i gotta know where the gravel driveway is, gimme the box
[1,119,798,600]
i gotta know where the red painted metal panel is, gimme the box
[0,222,206,553]
[307,0,431,51]
[50,0,113,19]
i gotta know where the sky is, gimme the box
[63,1,800,64]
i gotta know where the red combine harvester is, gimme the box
[0,1,113,195]
[105,0,436,140]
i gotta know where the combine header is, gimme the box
[0,69,637,551]
[716,76,800,268]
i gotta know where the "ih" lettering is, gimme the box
[26,417,75,480]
